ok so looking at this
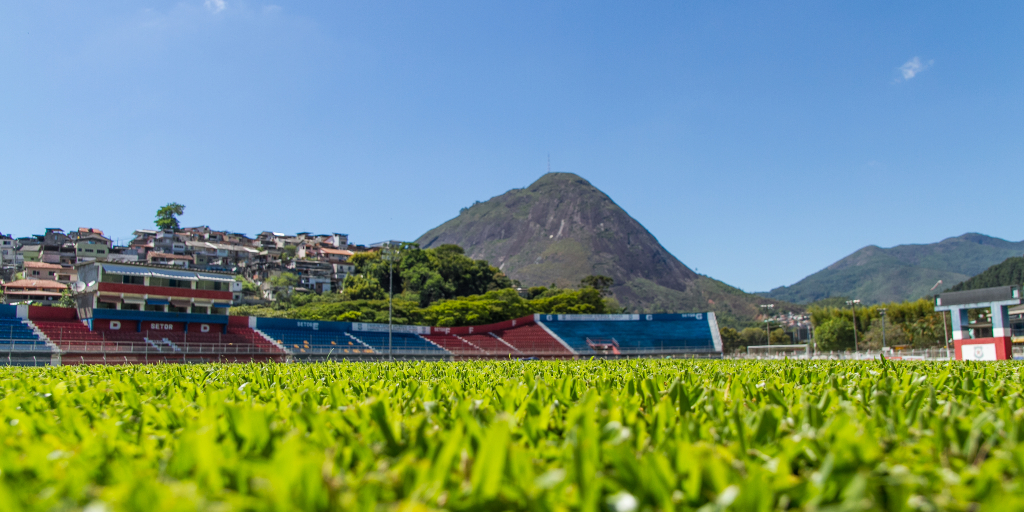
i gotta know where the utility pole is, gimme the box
[387,242,394,361]
[879,308,887,355]
[942,310,950,360]
[846,299,861,353]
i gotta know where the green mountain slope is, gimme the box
[416,172,796,325]
[949,256,1024,292]
[764,233,1024,304]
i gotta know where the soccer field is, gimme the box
[0,360,1020,511]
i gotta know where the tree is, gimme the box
[530,288,607,315]
[155,203,185,231]
[816,317,855,351]
[769,328,791,345]
[281,245,297,262]
[719,327,743,353]
[266,272,298,299]
[55,288,76,308]
[342,274,386,301]
[862,321,910,350]
[739,327,766,347]
[417,272,454,307]
[235,275,259,297]
[580,275,614,296]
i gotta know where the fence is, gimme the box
[733,348,955,361]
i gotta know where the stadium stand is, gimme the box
[253,318,376,355]
[536,313,722,355]
[461,333,518,356]
[0,305,53,366]
[29,306,283,364]
[431,316,573,357]
[422,333,483,355]
[348,331,444,353]
[494,323,571,355]
[9,305,723,364]
[253,319,445,356]
[257,329,374,355]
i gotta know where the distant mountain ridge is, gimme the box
[416,173,796,325]
[949,256,1024,292]
[764,233,1024,304]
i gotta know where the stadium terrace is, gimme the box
[0,304,723,366]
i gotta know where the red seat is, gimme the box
[461,334,517,355]
[423,334,482,354]
[497,324,572,355]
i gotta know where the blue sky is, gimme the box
[1,1,1021,292]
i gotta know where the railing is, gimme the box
[49,339,279,356]
[0,337,54,366]
[290,347,722,362]
[732,348,956,361]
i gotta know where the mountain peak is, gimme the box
[417,174,791,321]
[529,172,591,187]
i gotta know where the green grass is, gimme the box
[3,360,1024,511]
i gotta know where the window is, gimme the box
[31,270,39,276]
[121,275,145,285]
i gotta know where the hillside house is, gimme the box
[146,252,193,267]
[1,279,67,305]
[73,233,112,263]
[23,261,62,280]
[0,233,15,266]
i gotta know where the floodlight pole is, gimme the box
[846,299,861,353]
[879,308,887,354]
[387,242,393,361]
[760,304,774,346]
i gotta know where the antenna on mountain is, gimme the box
[547,154,551,174]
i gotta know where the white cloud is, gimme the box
[897,57,933,81]
[204,0,226,14]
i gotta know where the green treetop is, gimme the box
[155,203,185,231]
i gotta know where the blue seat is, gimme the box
[540,319,716,354]
[347,332,445,353]
[0,316,52,355]
[259,329,375,354]
[0,318,40,343]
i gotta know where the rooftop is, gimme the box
[2,279,68,290]
[23,261,63,270]
[321,248,354,256]
[147,252,194,261]
[75,260,236,276]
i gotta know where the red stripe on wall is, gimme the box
[431,315,536,335]
[97,282,232,301]
[27,306,78,321]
